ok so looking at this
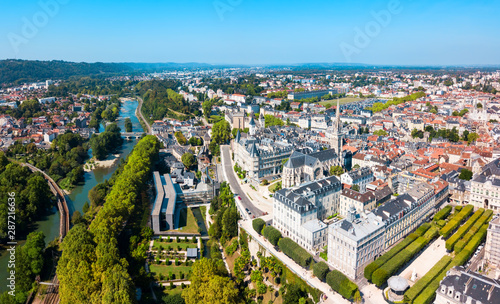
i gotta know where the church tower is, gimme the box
[331,97,343,162]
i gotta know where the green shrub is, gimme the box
[454,205,462,213]
[226,238,239,256]
[373,237,430,287]
[326,270,359,300]
[455,210,493,253]
[439,205,473,238]
[404,256,452,303]
[262,226,282,246]
[278,238,312,267]
[415,223,431,236]
[364,233,419,281]
[313,262,330,281]
[253,218,266,235]
[423,226,439,240]
[436,219,446,227]
[414,280,439,304]
[433,205,452,221]
[445,208,484,251]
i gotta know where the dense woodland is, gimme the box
[0,231,48,304]
[0,60,133,86]
[0,153,54,242]
[47,77,136,97]
[135,80,197,121]
[6,132,88,189]
[90,123,124,160]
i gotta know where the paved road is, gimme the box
[467,246,485,271]
[135,96,152,134]
[221,145,263,217]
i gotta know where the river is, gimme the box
[0,99,144,292]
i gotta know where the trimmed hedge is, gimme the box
[415,222,431,236]
[278,238,312,267]
[423,226,439,240]
[364,233,419,281]
[326,270,359,300]
[433,205,452,221]
[436,219,446,227]
[454,210,492,253]
[439,205,473,238]
[413,278,440,304]
[372,236,430,287]
[453,224,489,267]
[262,226,282,246]
[252,218,266,235]
[404,256,452,303]
[313,261,330,281]
[445,208,484,251]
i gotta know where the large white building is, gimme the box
[328,209,386,279]
[273,175,342,252]
[328,181,445,279]
[485,215,500,275]
[234,131,293,180]
[470,158,500,211]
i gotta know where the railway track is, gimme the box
[22,163,70,241]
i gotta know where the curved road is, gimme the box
[22,163,70,242]
[221,145,263,217]
[135,96,152,134]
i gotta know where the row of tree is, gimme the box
[57,135,160,303]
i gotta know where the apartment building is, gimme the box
[273,175,342,251]
[341,167,375,193]
[328,210,386,279]
[485,216,500,270]
[470,158,500,211]
[328,182,443,279]
[435,267,499,304]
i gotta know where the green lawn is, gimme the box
[150,264,192,280]
[318,97,366,107]
[268,181,282,193]
[153,240,198,251]
[173,207,200,234]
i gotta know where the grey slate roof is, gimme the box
[440,266,500,304]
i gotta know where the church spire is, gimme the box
[335,97,342,133]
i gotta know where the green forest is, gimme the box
[0,153,54,241]
[0,60,133,85]
[135,80,197,122]
[6,132,88,189]
[90,123,124,160]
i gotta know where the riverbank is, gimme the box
[84,154,121,172]
[0,99,146,293]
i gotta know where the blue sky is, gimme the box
[1,0,499,65]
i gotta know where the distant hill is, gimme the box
[0,59,133,85]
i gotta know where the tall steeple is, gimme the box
[331,97,343,161]
[335,96,341,132]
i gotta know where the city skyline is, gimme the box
[1,0,500,65]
